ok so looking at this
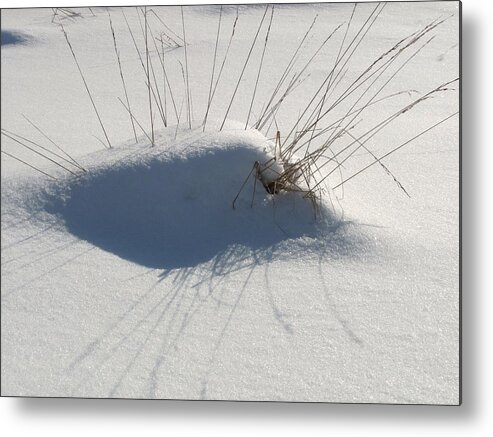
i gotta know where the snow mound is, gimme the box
[25,125,373,269]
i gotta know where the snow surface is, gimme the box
[1,2,459,403]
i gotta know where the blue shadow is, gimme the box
[1,30,29,46]
[43,147,359,269]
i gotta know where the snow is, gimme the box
[22,123,355,270]
[1,2,459,403]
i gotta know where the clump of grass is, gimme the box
[249,77,458,207]
[13,4,457,207]
[231,7,458,214]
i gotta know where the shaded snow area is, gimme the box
[18,125,363,269]
[1,3,459,403]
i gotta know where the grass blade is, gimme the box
[220,5,269,130]
[1,150,57,180]
[60,24,112,149]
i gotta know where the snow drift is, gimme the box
[34,125,369,269]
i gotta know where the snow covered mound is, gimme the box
[23,124,372,269]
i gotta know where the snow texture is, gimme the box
[1,3,459,403]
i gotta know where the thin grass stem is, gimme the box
[220,5,269,131]
[117,97,154,144]
[203,6,223,132]
[1,150,57,180]
[1,130,78,176]
[245,5,274,129]
[255,13,319,129]
[181,6,192,129]
[206,7,239,127]
[332,112,458,190]
[108,10,138,143]
[60,24,112,149]
[21,114,86,172]
[144,7,155,144]
[2,127,82,173]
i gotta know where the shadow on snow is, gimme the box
[1,30,30,46]
[43,145,366,269]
